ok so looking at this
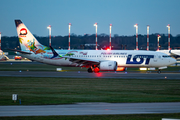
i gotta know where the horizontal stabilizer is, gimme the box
[8,48,32,54]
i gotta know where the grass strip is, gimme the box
[0,77,180,105]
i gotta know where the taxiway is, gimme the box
[0,71,180,79]
[0,102,180,116]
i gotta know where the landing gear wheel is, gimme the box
[87,67,93,73]
[158,70,161,74]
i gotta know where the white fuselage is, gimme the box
[18,50,176,68]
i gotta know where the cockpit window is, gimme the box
[162,55,171,58]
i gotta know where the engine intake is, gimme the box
[99,61,117,71]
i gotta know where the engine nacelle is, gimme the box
[99,61,117,71]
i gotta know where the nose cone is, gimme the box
[170,58,177,65]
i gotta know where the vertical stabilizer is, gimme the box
[15,20,49,54]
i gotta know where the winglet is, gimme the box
[49,46,59,59]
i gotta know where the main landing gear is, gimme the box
[87,67,93,73]
[87,66,100,73]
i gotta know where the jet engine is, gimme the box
[99,61,117,71]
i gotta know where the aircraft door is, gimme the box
[154,54,158,62]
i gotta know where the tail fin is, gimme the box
[15,20,50,54]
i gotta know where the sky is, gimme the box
[0,0,180,37]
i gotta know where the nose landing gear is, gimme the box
[157,69,161,74]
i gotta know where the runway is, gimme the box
[0,102,180,116]
[0,71,180,79]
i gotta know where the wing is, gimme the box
[63,56,100,67]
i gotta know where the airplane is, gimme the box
[12,20,176,73]
[0,50,9,61]
[158,50,180,59]
[0,50,4,60]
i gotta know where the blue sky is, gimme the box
[0,0,180,36]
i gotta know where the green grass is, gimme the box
[0,113,180,120]
[0,77,180,105]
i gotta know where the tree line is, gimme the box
[1,33,180,51]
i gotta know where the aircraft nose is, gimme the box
[170,58,177,65]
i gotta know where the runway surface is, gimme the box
[0,71,180,79]
[1,102,180,116]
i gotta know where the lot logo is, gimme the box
[19,28,27,37]
[126,55,154,65]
